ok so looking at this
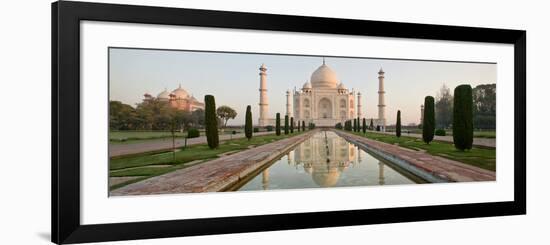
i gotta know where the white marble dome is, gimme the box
[157,89,170,101]
[310,63,339,88]
[171,84,189,99]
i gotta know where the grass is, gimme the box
[109,129,252,144]
[347,130,496,171]
[109,131,306,190]
[110,131,187,142]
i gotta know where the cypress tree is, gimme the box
[357,117,360,132]
[290,117,294,133]
[275,113,281,136]
[422,96,435,144]
[284,115,289,134]
[396,110,402,137]
[302,121,305,131]
[204,95,219,149]
[362,118,366,134]
[453,85,474,150]
[297,120,300,132]
[353,118,357,132]
[245,105,252,141]
[370,119,374,130]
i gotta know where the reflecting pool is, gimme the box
[235,131,424,191]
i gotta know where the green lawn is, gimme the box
[109,131,305,190]
[109,129,250,144]
[347,131,496,171]
[110,131,187,142]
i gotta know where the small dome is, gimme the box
[310,62,339,88]
[172,84,189,99]
[157,89,170,100]
[337,82,346,90]
[303,81,312,89]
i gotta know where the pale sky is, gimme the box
[109,48,496,126]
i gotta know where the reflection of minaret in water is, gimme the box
[262,169,270,190]
[356,146,362,165]
[378,162,385,185]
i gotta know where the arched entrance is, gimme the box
[318,98,333,119]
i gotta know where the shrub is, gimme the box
[253,127,259,133]
[232,130,237,135]
[187,128,200,138]
[276,113,281,136]
[422,96,435,144]
[335,122,343,129]
[284,115,289,135]
[344,120,348,131]
[396,110,402,137]
[435,129,446,136]
[245,105,253,140]
[290,117,294,133]
[453,85,474,150]
[266,125,274,132]
[204,95,219,149]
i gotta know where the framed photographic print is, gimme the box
[52,1,526,244]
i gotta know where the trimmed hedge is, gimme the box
[204,95,219,149]
[453,85,474,150]
[276,113,281,136]
[435,129,446,136]
[284,115,289,135]
[245,105,253,140]
[187,128,200,138]
[396,110,402,137]
[422,96,435,144]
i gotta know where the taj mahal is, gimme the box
[258,59,387,130]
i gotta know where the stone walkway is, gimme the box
[335,130,495,182]
[110,131,316,196]
[376,130,495,148]
[110,131,274,157]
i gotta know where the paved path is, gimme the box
[335,130,495,182]
[109,131,275,157]
[110,130,316,196]
[376,130,495,148]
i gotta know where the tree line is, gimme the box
[109,99,241,131]
[434,83,495,130]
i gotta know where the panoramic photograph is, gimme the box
[108,48,496,196]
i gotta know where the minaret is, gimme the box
[420,104,425,125]
[258,64,268,126]
[377,68,386,130]
[357,92,363,119]
[286,89,292,117]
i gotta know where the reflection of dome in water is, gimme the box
[312,167,340,187]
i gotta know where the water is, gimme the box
[236,131,423,191]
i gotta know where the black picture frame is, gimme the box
[52,1,526,244]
